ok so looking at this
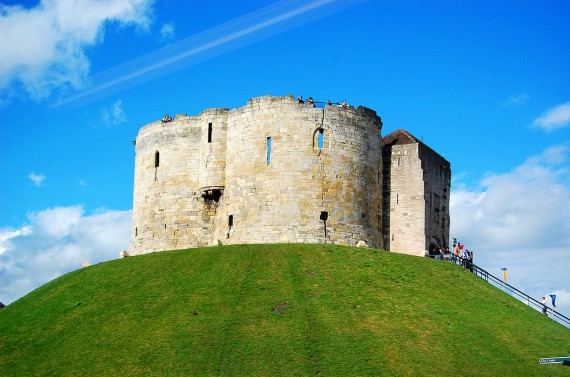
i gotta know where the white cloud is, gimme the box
[100,99,127,126]
[0,227,31,255]
[0,206,132,305]
[532,101,570,132]
[58,0,364,107]
[28,172,46,186]
[160,22,175,41]
[503,93,529,106]
[0,0,154,101]
[451,145,570,317]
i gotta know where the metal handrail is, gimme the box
[443,254,570,329]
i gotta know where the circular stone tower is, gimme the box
[130,95,383,255]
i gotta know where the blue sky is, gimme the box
[1,0,569,317]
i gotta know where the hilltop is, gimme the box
[0,244,568,376]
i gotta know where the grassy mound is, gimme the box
[1,244,568,376]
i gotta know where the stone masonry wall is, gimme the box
[383,141,451,256]
[130,113,212,253]
[385,143,426,256]
[130,95,383,255]
[419,144,451,252]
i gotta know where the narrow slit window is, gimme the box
[227,214,234,239]
[267,136,272,165]
[154,151,160,168]
[318,129,324,149]
[208,123,212,143]
[320,211,328,237]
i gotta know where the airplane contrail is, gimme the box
[56,0,367,107]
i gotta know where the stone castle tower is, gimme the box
[129,94,450,257]
[130,95,384,255]
[382,129,451,256]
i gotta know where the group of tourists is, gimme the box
[540,295,557,316]
[297,95,348,108]
[448,240,474,272]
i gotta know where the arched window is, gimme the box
[154,151,160,167]
[318,129,324,149]
[313,128,326,149]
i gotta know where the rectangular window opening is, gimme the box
[154,151,160,168]
[226,214,234,239]
[208,123,213,143]
[320,211,328,238]
[267,136,272,165]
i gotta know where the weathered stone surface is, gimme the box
[130,95,383,255]
[129,96,450,257]
[382,129,451,256]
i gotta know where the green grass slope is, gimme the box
[1,244,568,376]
